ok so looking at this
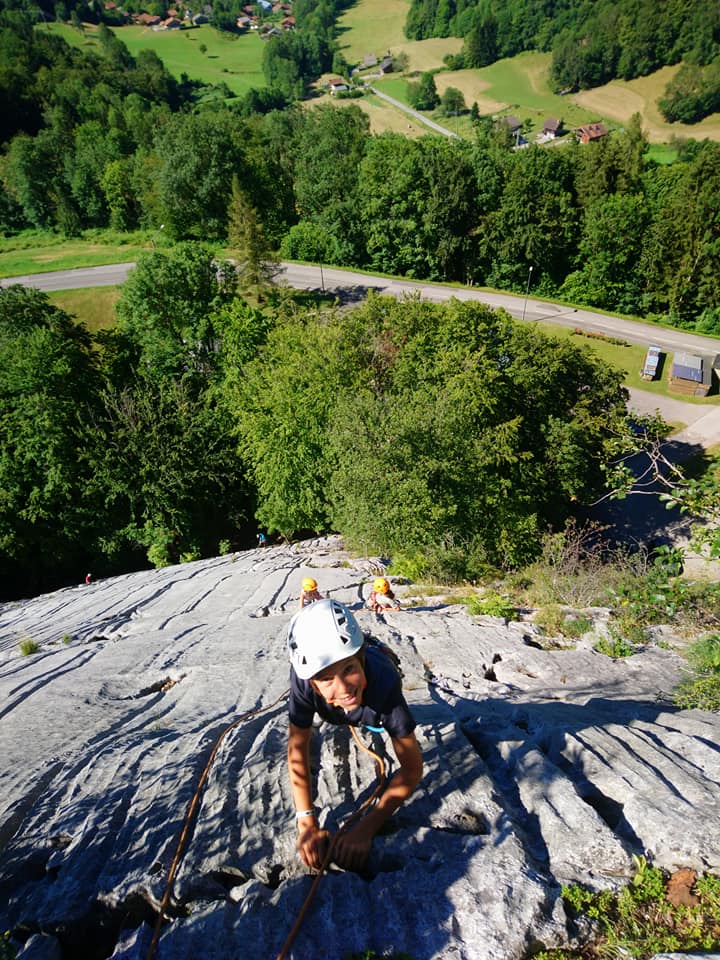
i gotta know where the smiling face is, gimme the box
[310,654,367,711]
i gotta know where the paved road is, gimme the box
[5,259,720,357]
[368,86,457,138]
[4,259,720,445]
[1,262,136,291]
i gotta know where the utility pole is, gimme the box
[522,265,534,322]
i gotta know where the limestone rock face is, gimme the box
[1,537,718,959]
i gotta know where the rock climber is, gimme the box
[365,577,400,616]
[286,599,422,872]
[298,576,323,610]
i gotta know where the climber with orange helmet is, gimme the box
[286,599,422,873]
[365,576,401,617]
[298,576,323,610]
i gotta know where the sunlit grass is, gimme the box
[41,21,266,96]
[48,287,122,333]
[0,229,166,278]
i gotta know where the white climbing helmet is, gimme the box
[287,598,364,680]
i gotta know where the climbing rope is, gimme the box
[146,699,386,960]
[146,689,290,960]
[274,724,387,960]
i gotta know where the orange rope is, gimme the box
[274,725,386,960]
[146,690,290,960]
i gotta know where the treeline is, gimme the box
[2,12,720,331]
[0,249,629,599]
[407,0,720,122]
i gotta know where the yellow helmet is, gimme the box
[302,577,318,592]
[373,577,390,594]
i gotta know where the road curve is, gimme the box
[4,260,720,441]
[6,259,717,357]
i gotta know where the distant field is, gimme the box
[42,22,266,96]
[574,66,720,143]
[436,53,617,130]
[336,0,409,65]
[374,52,604,132]
[325,93,428,137]
[399,37,462,72]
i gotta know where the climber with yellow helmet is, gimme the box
[286,599,422,872]
[365,576,401,617]
[299,576,323,610]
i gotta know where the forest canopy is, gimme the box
[0,264,629,598]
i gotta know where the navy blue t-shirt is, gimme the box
[289,644,416,740]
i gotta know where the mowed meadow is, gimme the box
[43,21,266,96]
[42,1,720,141]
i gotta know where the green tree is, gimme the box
[154,112,242,240]
[0,286,101,599]
[479,145,579,290]
[639,141,720,324]
[440,86,465,116]
[227,174,278,297]
[560,193,649,312]
[291,104,370,263]
[115,242,237,379]
[464,14,498,67]
[235,309,361,537]
[326,296,627,571]
[84,374,248,568]
[407,71,440,110]
[236,293,628,571]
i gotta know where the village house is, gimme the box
[327,76,349,95]
[281,15,295,29]
[576,123,608,144]
[153,16,183,29]
[543,118,563,138]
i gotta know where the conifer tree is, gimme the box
[227,174,278,298]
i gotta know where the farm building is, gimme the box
[327,76,349,94]
[576,123,607,144]
[669,352,716,397]
[543,118,563,137]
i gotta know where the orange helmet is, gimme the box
[302,577,318,592]
[373,577,390,594]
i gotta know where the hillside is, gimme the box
[1,536,718,958]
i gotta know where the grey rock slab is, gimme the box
[1,539,719,959]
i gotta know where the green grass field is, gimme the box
[47,286,122,333]
[42,22,266,96]
[336,0,410,65]
[0,230,168,278]
[374,51,628,134]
